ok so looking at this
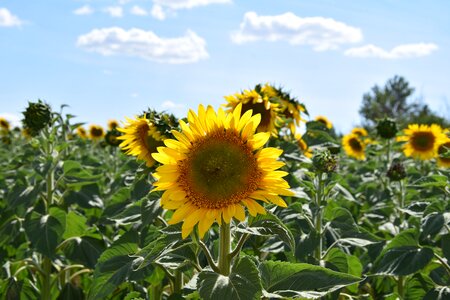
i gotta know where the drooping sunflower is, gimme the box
[315,116,333,129]
[351,127,368,137]
[437,138,450,168]
[272,86,307,134]
[0,118,10,131]
[295,134,313,158]
[89,125,104,140]
[152,104,293,239]
[342,133,365,160]
[396,124,445,160]
[108,119,119,130]
[76,126,88,139]
[118,116,166,167]
[224,88,280,136]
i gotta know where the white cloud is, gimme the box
[73,5,94,16]
[161,101,185,109]
[77,27,209,64]
[231,12,363,51]
[130,5,148,16]
[118,0,132,4]
[151,0,231,20]
[0,8,23,27]
[105,6,123,18]
[151,5,166,20]
[0,113,22,128]
[344,43,438,59]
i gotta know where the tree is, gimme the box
[359,76,448,128]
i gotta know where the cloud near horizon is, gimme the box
[344,43,438,59]
[76,27,209,64]
[151,0,231,20]
[231,12,363,51]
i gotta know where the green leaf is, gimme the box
[141,192,163,227]
[424,287,450,300]
[57,283,85,300]
[24,207,66,257]
[373,246,434,276]
[420,212,446,240]
[237,212,295,251]
[65,184,103,209]
[259,260,362,296]
[198,256,262,300]
[62,236,106,269]
[63,211,88,239]
[6,182,41,209]
[442,234,450,261]
[88,231,151,300]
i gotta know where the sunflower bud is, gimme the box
[312,149,338,174]
[376,118,397,139]
[387,159,406,181]
[22,100,52,136]
[105,129,122,146]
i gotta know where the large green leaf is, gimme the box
[62,236,106,269]
[236,212,295,251]
[259,260,362,297]
[373,246,434,276]
[24,207,66,257]
[424,287,450,300]
[442,234,450,261]
[197,256,262,300]
[65,184,103,209]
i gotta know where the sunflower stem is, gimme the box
[397,275,405,299]
[314,173,324,264]
[218,222,231,275]
[386,139,391,170]
[198,240,220,273]
[229,233,249,260]
[173,269,183,294]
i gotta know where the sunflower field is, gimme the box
[0,84,449,300]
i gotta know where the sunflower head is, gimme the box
[396,124,445,160]
[312,149,338,173]
[351,127,368,137]
[89,125,105,140]
[387,159,407,181]
[108,119,119,130]
[76,126,88,139]
[315,116,333,129]
[224,87,280,136]
[0,118,10,131]
[437,139,450,168]
[342,133,365,160]
[152,104,293,239]
[118,116,166,167]
[22,100,52,136]
[105,129,122,146]
[376,118,397,139]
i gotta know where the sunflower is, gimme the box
[315,116,332,129]
[0,118,10,131]
[108,119,119,130]
[396,124,445,160]
[152,104,293,239]
[351,127,368,137]
[89,125,104,140]
[76,126,88,139]
[295,134,312,158]
[224,88,280,136]
[118,116,166,167]
[342,133,365,160]
[437,139,450,168]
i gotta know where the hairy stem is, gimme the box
[218,222,231,275]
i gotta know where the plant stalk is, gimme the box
[218,222,231,275]
[314,173,324,262]
[173,269,183,294]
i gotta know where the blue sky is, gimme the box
[1,0,449,133]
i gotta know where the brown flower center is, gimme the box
[349,137,363,152]
[411,132,435,151]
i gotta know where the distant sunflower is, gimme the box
[108,119,119,130]
[351,127,368,137]
[152,104,293,239]
[224,88,280,135]
[396,124,445,160]
[0,118,10,131]
[437,139,450,168]
[76,127,88,139]
[315,116,332,129]
[118,116,165,167]
[89,125,104,140]
[295,134,312,158]
[342,133,365,160]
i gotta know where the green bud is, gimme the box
[387,159,407,181]
[312,149,338,174]
[22,100,52,136]
[376,118,397,139]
